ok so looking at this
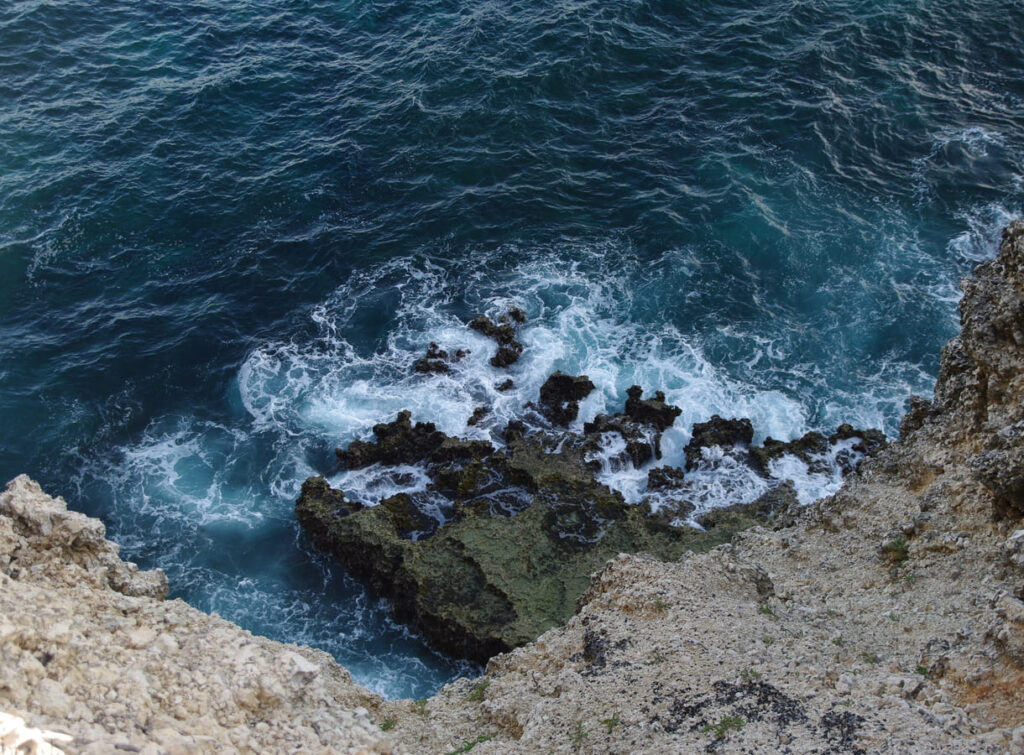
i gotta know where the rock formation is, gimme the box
[5,223,1024,753]
[0,475,391,754]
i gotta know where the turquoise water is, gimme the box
[1,0,1022,697]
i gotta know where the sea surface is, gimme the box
[1,0,1022,698]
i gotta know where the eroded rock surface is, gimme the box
[371,221,1024,754]
[0,475,392,754]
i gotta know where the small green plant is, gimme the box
[904,572,917,587]
[412,698,429,717]
[703,715,745,739]
[466,680,490,702]
[860,652,880,665]
[882,537,909,564]
[599,713,621,733]
[570,721,588,747]
[832,636,845,647]
[447,735,494,754]
[916,664,929,676]
[652,597,669,614]
[762,635,774,646]
[379,718,397,732]
[649,651,668,664]
[758,603,777,619]
[740,668,762,683]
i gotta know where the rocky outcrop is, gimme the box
[373,221,1024,753]
[299,370,882,663]
[300,420,791,662]
[8,225,1024,754]
[468,309,526,368]
[0,475,392,754]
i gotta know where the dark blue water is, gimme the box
[1,0,1022,698]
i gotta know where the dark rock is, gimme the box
[750,432,829,475]
[335,411,493,470]
[413,342,467,374]
[899,395,933,439]
[581,387,683,468]
[335,411,445,469]
[469,313,525,368]
[684,416,754,471]
[829,424,888,457]
[299,416,777,662]
[647,466,686,492]
[496,378,515,392]
[467,406,489,426]
[624,386,682,432]
[538,372,595,426]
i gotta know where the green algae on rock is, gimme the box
[294,371,888,663]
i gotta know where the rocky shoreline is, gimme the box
[3,222,1024,752]
[297,368,884,662]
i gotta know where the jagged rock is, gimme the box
[647,465,687,492]
[538,372,595,426]
[624,385,682,431]
[300,418,780,662]
[697,481,797,531]
[751,431,830,474]
[684,415,755,470]
[413,342,468,374]
[469,312,526,368]
[496,378,515,391]
[583,387,682,467]
[335,411,493,469]
[969,423,1024,519]
[467,406,489,426]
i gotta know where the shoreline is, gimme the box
[3,223,1024,752]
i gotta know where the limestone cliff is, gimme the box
[5,223,1024,753]
[0,475,392,754]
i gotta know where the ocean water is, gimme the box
[1,0,1022,698]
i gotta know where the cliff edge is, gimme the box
[0,475,392,754]
[4,223,1024,753]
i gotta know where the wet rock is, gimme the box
[684,416,754,471]
[829,424,888,456]
[335,411,493,470]
[624,385,682,431]
[467,406,489,426]
[538,372,595,426]
[583,387,682,468]
[751,432,830,475]
[469,312,525,368]
[300,411,776,662]
[413,342,468,374]
[647,466,687,492]
[496,378,515,392]
[335,411,444,469]
[698,481,797,531]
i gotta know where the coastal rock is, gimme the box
[413,342,468,374]
[684,415,754,470]
[0,476,392,754]
[468,311,526,368]
[300,426,785,661]
[537,371,595,426]
[583,386,682,467]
